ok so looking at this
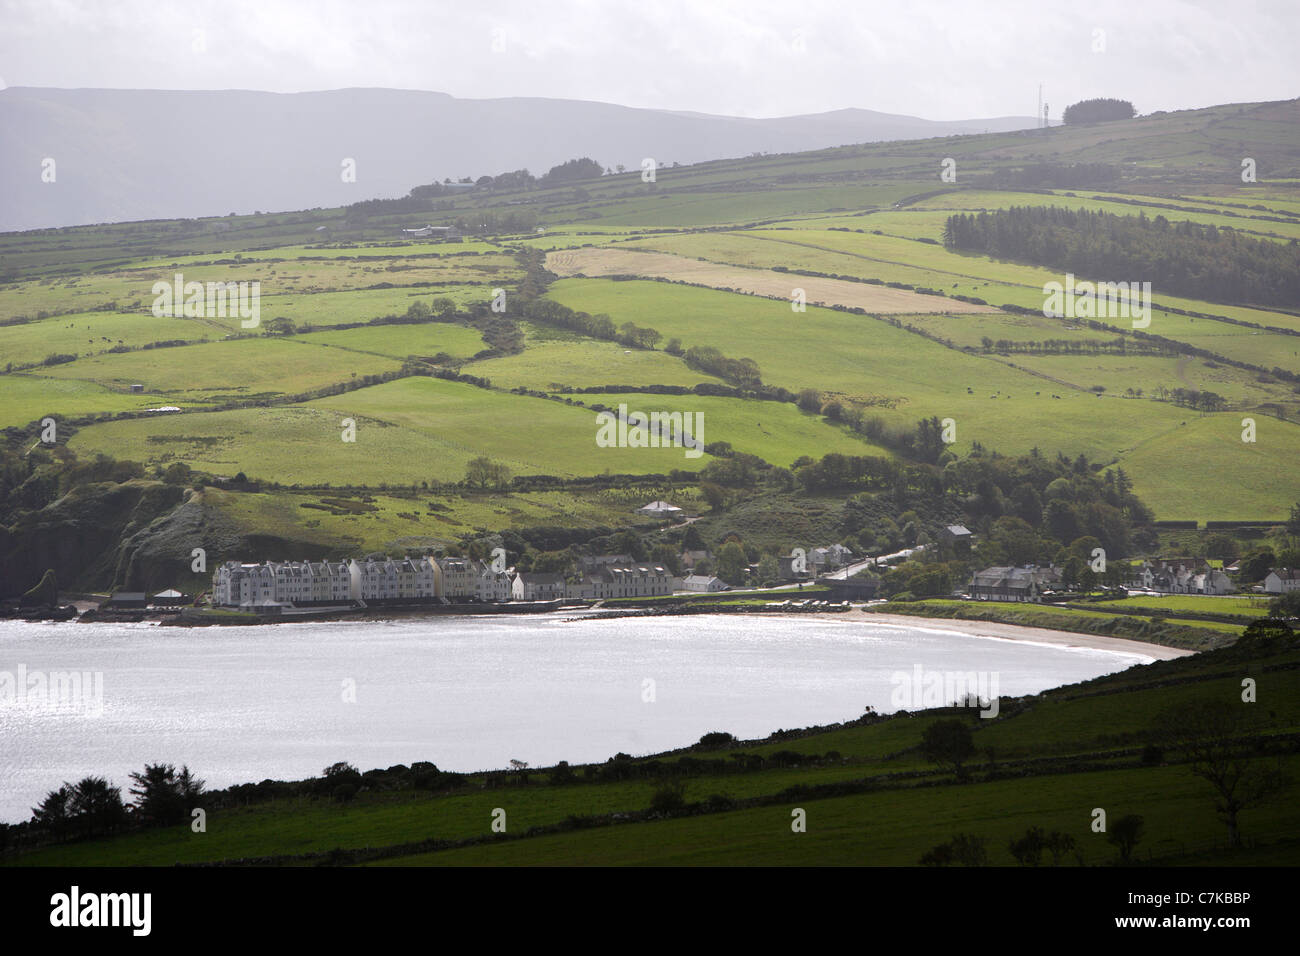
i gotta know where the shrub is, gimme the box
[649,781,688,814]
[332,783,358,803]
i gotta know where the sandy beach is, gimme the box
[851,609,1194,660]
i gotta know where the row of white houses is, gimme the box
[1127,558,1234,595]
[212,556,680,608]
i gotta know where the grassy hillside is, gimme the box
[4,97,1300,590]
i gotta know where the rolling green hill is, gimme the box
[3,97,1300,595]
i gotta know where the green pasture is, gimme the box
[200,485,666,556]
[466,326,725,390]
[260,286,492,329]
[0,311,216,368]
[1117,413,1300,521]
[0,372,161,428]
[296,323,488,361]
[39,337,402,403]
[579,391,888,468]
[1103,595,1272,617]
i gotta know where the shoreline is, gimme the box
[851,609,1194,660]
[3,603,1197,660]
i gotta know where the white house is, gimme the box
[682,574,726,592]
[476,564,514,602]
[436,557,478,600]
[637,500,682,517]
[1265,568,1300,594]
[577,563,673,599]
[213,559,357,607]
[1130,558,1232,594]
[512,572,567,601]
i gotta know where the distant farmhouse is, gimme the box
[637,500,682,517]
[1265,568,1300,594]
[400,224,462,240]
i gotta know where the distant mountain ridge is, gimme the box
[0,87,1040,232]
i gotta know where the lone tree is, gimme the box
[464,456,512,491]
[1063,98,1136,125]
[920,718,977,781]
[1152,699,1290,848]
[1108,814,1145,863]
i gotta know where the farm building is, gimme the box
[637,500,682,516]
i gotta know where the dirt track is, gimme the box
[545,247,1001,314]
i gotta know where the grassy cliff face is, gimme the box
[8,635,1297,866]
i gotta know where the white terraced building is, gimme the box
[212,555,500,607]
[579,563,673,599]
[437,557,478,600]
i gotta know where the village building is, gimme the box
[1129,558,1233,595]
[576,563,673,600]
[680,549,711,570]
[1265,568,1300,594]
[682,574,727,592]
[511,572,567,602]
[810,544,854,572]
[968,566,1061,602]
[436,556,478,600]
[476,564,514,602]
[940,525,973,550]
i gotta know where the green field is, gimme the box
[0,310,218,368]
[467,326,726,390]
[4,96,1300,553]
[41,337,403,403]
[62,371,887,488]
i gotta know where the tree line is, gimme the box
[943,205,1300,308]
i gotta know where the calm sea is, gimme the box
[0,612,1152,822]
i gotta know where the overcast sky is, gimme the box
[1,0,1295,120]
